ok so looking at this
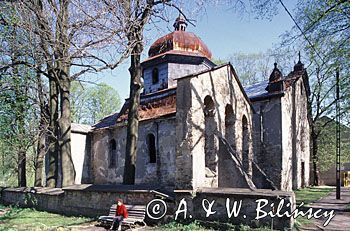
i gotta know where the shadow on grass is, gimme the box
[0,204,95,230]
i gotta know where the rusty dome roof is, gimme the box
[148,30,212,59]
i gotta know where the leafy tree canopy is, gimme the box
[71,82,121,125]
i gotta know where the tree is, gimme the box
[71,82,121,125]
[34,71,49,187]
[317,117,350,173]
[228,49,295,86]
[100,0,197,185]
[3,0,192,187]
[1,0,130,187]
[116,0,159,185]
[229,51,274,86]
[0,2,40,187]
[281,0,350,185]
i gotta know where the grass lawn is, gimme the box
[159,221,216,231]
[159,221,271,231]
[0,204,93,231]
[294,186,334,205]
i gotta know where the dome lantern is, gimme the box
[173,14,188,31]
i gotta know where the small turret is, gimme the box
[293,52,304,72]
[269,63,283,83]
[266,63,285,93]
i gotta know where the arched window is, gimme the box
[204,95,218,176]
[147,134,156,163]
[152,68,159,84]
[109,139,117,168]
[225,104,235,149]
[242,116,249,174]
[300,83,303,95]
[204,95,215,117]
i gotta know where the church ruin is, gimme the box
[72,15,311,193]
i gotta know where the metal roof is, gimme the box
[244,80,270,100]
[71,123,92,134]
[93,113,119,129]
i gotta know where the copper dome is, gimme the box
[148,30,212,59]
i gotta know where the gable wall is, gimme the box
[175,65,254,189]
[281,77,310,190]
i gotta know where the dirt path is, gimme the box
[302,187,350,231]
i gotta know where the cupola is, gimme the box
[148,15,212,59]
[142,15,215,95]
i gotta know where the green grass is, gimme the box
[158,221,272,231]
[294,187,333,205]
[159,221,216,230]
[0,204,93,231]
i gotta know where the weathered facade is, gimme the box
[175,64,254,190]
[68,16,311,192]
[246,62,311,190]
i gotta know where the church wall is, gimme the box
[71,132,91,184]
[298,79,311,188]
[134,118,177,187]
[91,118,176,188]
[176,65,254,190]
[143,61,211,94]
[251,98,283,189]
[167,62,211,87]
[250,78,310,191]
[281,78,310,190]
[91,126,125,184]
[143,63,168,94]
[281,89,294,191]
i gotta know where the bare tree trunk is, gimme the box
[17,151,26,187]
[35,72,47,187]
[14,74,27,187]
[59,72,75,186]
[47,75,59,187]
[16,82,26,187]
[35,129,46,186]
[123,32,143,185]
[56,0,75,187]
[311,123,320,186]
[11,35,26,187]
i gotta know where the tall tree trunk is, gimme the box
[123,32,143,185]
[35,129,46,186]
[35,72,48,187]
[10,25,27,187]
[14,73,27,188]
[56,0,75,187]
[311,123,320,186]
[16,84,26,187]
[59,70,75,186]
[46,75,59,187]
[18,151,26,187]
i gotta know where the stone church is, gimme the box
[70,16,311,192]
